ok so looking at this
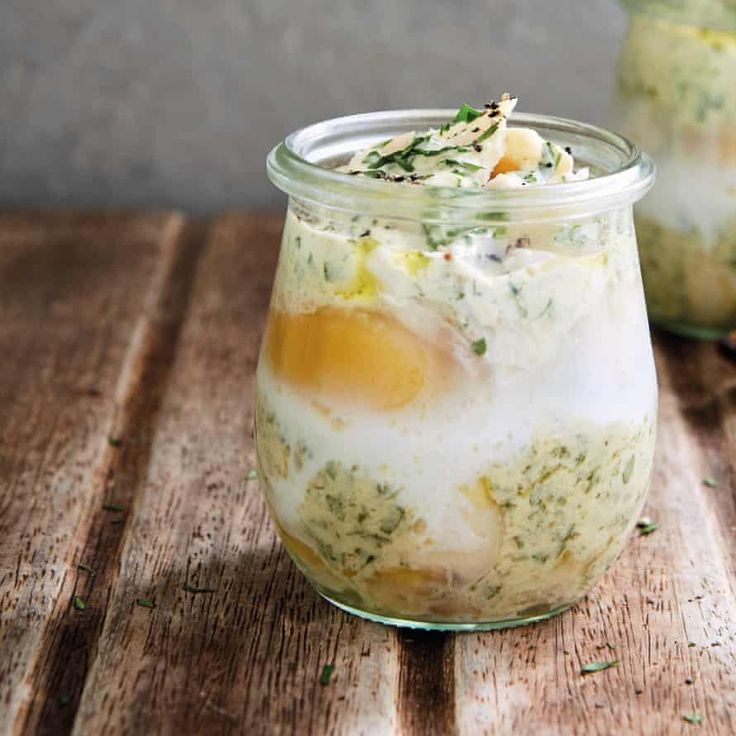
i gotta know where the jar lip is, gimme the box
[267,110,655,222]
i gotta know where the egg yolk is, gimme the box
[277,525,326,572]
[275,522,351,592]
[491,155,519,176]
[364,566,446,612]
[265,307,450,410]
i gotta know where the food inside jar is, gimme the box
[339,93,589,189]
[257,392,655,620]
[256,95,657,623]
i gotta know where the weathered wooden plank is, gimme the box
[29,221,208,736]
[3,211,735,736]
[658,335,736,576]
[73,214,400,736]
[453,336,736,736]
[0,212,187,735]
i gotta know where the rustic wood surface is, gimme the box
[0,211,734,736]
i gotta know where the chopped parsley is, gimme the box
[541,141,562,171]
[73,595,86,611]
[702,477,718,488]
[636,517,659,536]
[365,134,426,172]
[453,103,483,124]
[319,663,335,686]
[508,282,529,317]
[471,338,487,356]
[362,150,381,164]
[102,503,126,513]
[410,145,470,159]
[245,468,259,481]
[682,713,703,725]
[136,598,156,609]
[107,436,123,448]
[581,660,618,675]
[77,563,96,576]
[443,158,483,172]
[183,583,216,594]
[477,211,510,222]
[422,222,487,250]
[622,455,635,484]
[361,131,475,176]
[475,122,499,144]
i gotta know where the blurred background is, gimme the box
[0,0,627,213]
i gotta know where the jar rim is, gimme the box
[267,109,655,223]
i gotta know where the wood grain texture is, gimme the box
[0,212,186,734]
[71,215,399,736]
[29,220,209,736]
[1,211,735,736]
[454,335,736,736]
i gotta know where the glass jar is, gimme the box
[259,110,657,630]
[614,0,736,337]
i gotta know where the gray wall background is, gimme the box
[0,1,627,213]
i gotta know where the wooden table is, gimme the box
[1,211,735,736]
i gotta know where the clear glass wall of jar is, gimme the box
[259,110,657,630]
[614,0,736,337]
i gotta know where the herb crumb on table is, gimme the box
[636,517,659,536]
[319,664,335,686]
[581,660,618,675]
[682,712,703,725]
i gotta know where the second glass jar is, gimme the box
[615,0,736,337]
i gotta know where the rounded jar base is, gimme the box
[319,592,574,632]
[652,318,731,341]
